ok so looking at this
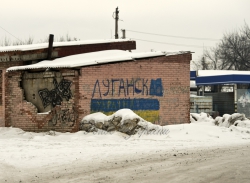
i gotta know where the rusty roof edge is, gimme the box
[0,39,135,53]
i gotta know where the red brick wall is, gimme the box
[5,69,81,132]
[0,70,3,126]
[3,53,191,132]
[79,53,191,125]
[0,61,23,127]
[0,40,135,128]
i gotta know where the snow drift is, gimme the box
[190,112,250,130]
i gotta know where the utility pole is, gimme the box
[115,7,119,39]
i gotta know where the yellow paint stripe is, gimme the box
[91,110,159,123]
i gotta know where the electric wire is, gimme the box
[0,25,23,43]
[127,29,219,41]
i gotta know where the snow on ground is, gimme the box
[1,112,250,169]
[1,111,250,182]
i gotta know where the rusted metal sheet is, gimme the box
[55,41,136,57]
[21,51,58,61]
[0,51,58,62]
[0,55,10,62]
[0,41,136,62]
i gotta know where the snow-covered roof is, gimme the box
[197,70,250,76]
[7,50,190,71]
[193,70,250,85]
[0,39,133,52]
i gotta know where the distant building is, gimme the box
[191,70,250,117]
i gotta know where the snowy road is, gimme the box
[66,145,250,183]
[1,119,250,183]
[2,145,250,183]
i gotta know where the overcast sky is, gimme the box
[0,0,249,61]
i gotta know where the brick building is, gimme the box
[0,39,136,127]
[4,49,192,132]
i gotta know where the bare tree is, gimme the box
[1,34,79,47]
[191,56,211,70]
[12,40,23,46]
[0,37,11,46]
[25,37,34,44]
[242,21,250,40]
[191,60,202,70]
[204,47,221,70]
[203,23,250,70]
[59,36,65,42]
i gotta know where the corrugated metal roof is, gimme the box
[7,50,190,72]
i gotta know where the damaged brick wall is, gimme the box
[4,53,191,132]
[0,70,2,105]
[0,61,23,127]
[5,69,81,132]
[0,40,136,128]
[79,53,192,125]
[22,72,76,113]
[0,70,3,126]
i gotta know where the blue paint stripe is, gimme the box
[190,71,196,80]
[196,74,250,85]
[91,99,159,112]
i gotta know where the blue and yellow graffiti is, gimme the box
[90,78,163,123]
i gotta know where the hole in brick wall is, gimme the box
[19,81,22,87]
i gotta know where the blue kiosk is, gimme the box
[190,70,250,117]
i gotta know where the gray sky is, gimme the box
[1,0,249,61]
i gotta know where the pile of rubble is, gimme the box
[80,109,169,135]
[190,112,250,128]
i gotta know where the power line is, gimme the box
[127,29,220,41]
[0,25,23,42]
[129,37,211,48]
